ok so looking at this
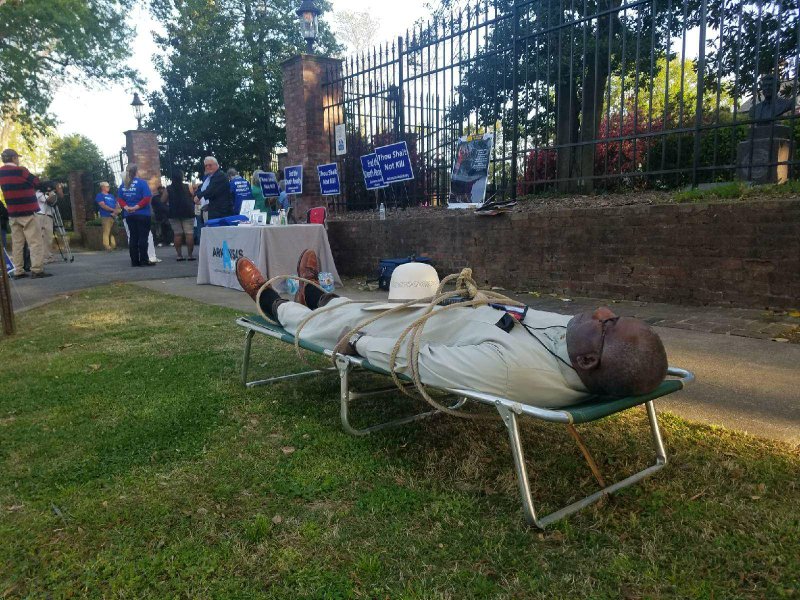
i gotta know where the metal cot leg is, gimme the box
[497,400,668,529]
[336,356,444,437]
[241,329,255,385]
[240,327,336,388]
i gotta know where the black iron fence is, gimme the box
[323,0,800,210]
[103,150,128,189]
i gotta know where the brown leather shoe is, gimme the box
[236,257,267,302]
[295,249,320,306]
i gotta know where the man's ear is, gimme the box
[574,352,600,371]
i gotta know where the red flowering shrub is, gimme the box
[518,107,664,193]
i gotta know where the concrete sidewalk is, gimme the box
[134,276,800,447]
[8,247,201,313]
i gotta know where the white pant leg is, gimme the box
[148,231,157,261]
[276,297,369,350]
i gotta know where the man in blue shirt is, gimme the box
[95,181,119,251]
[227,168,254,215]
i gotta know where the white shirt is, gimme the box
[36,191,54,216]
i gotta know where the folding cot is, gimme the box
[236,314,694,529]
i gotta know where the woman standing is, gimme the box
[94,181,119,251]
[116,164,153,267]
[163,169,199,261]
[251,170,268,213]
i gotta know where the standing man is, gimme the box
[95,182,119,251]
[0,149,50,279]
[227,168,254,215]
[35,180,61,263]
[194,156,233,220]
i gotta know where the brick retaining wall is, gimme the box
[327,199,800,309]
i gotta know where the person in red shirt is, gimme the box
[0,149,50,278]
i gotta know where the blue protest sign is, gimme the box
[360,153,388,190]
[4,248,14,275]
[258,172,280,197]
[317,163,341,196]
[374,141,415,183]
[284,165,303,195]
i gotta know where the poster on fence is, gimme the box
[335,124,347,156]
[448,133,494,208]
[317,163,341,196]
[360,153,388,190]
[257,172,280,198]
[374,141,415,184]
[284,165,303,195]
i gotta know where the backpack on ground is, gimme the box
[377,256,433,291]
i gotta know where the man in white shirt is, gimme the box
[35,181,61,264]
[234,251,669,407]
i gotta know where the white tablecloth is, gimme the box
[197,224,342,291]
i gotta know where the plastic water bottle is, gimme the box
[318,272,335,293]
[285,278,299,295]
[279,209,286,225]
[379,203,386,221]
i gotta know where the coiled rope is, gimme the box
[260,269,523,420]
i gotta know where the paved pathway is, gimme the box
[8,247,198,313]
[7,250,798,445]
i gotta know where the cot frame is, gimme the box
[236,316,694,529]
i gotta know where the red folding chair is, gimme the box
[306,206,327,227]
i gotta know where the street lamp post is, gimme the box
[131,93,145,130]
[296,0,321,54]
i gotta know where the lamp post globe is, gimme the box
[131,93,145,130]
[296,0,321,54]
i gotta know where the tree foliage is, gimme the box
[0,0,138,138]
[147,0,342,176]
[334,10,381,55]
[0,111,52,172]
[44,134,106,184]
[428,0,799,191]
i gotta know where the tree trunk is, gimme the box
[555,78,580,192]
[576,59,610,193]
[243,0,272,171]
[574,0,620,193]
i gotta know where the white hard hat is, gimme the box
[362,262,440,311]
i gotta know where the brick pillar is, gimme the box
[124,129,162,194]
[282,54,343,216]
[68,170,87,243]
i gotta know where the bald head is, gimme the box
[566,308,668,397]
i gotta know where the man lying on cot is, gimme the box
[235,250,668,408]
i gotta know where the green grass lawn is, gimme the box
[1,285,798,599]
